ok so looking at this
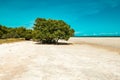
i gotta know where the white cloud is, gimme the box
[75,31,82,35]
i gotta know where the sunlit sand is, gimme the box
[0,37,120,80]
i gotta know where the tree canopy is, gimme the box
[33,18,74,43]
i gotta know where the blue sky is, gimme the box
[0,0,120,36]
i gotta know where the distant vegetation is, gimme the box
[0,25,32,40]
[0,18,74,44]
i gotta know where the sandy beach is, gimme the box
[0,37,120,80]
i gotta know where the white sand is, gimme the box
[69,37,120,49]
[0,38,120,80]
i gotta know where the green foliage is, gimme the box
[0,25,8,38]
[15,27,26,38]
[25,29,33,40]
[0,25,33,40]
[33,18,74,43]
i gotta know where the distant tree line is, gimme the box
[0,25,32,40]
[0,18,74,44]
